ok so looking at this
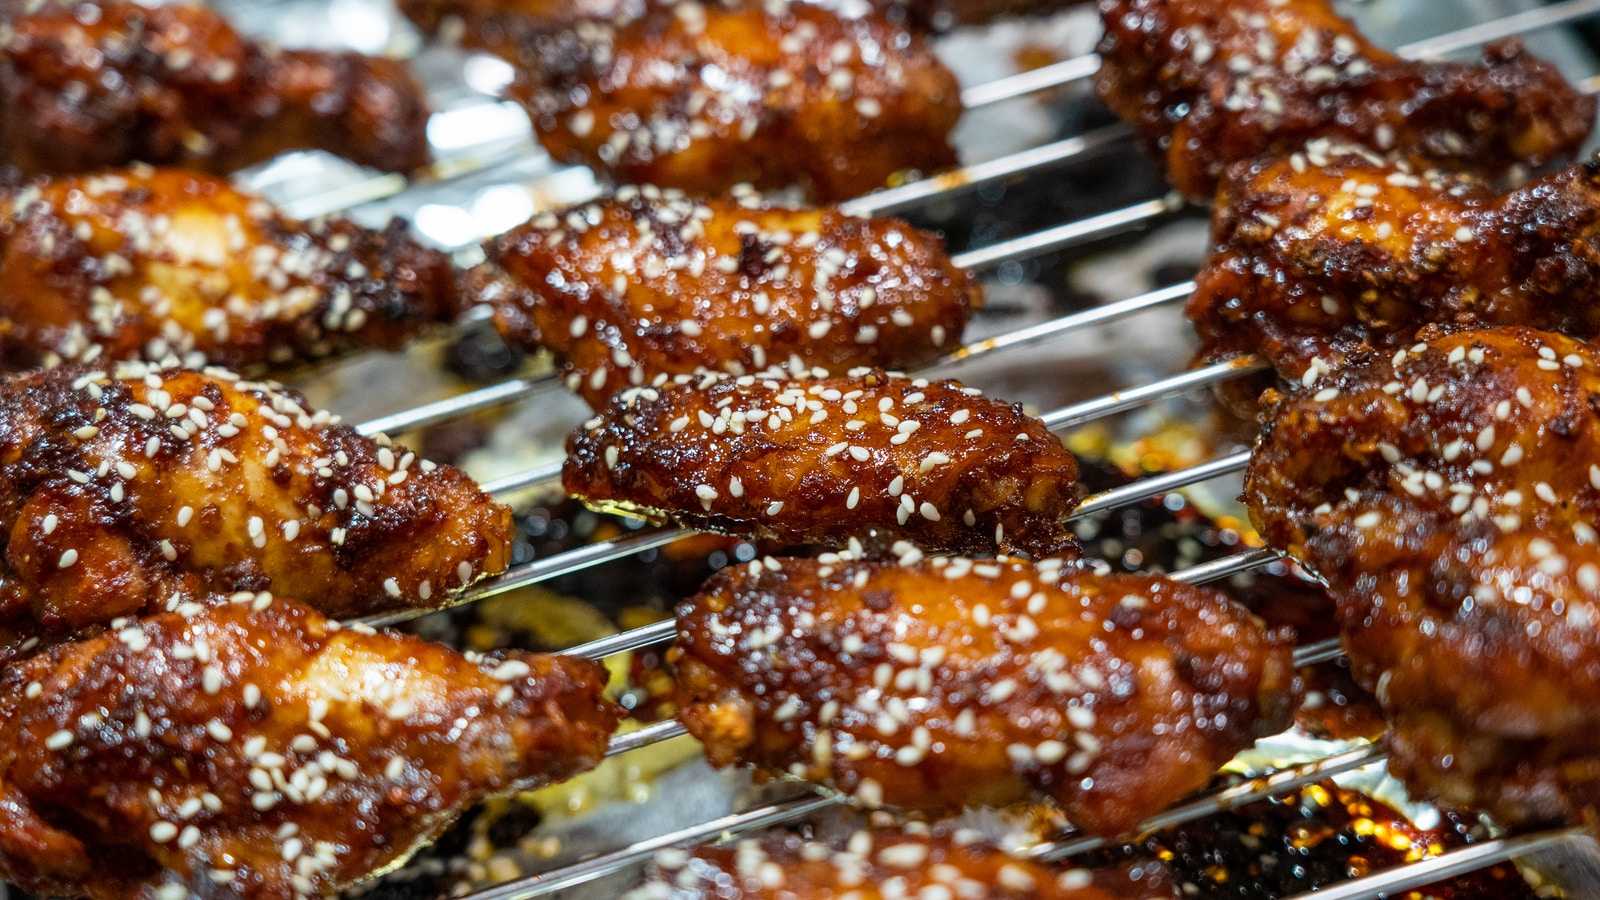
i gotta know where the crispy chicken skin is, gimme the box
[0,597,619,899]
[624,827,1178,899]
[565,369,1082,557]
[0,363,511,657]
[1246,326,1600,827]
[672,555,1295,832]
[1094,0,1594,199]
[1192,147,1600,382]
[497,0,961,201]
[481,188,980,407]
[0,166,460,373]
[0,0,431,175]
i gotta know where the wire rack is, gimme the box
[218,1,1600,896]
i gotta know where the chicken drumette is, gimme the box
[565,369,1082,557]
[1190,145,1600,382]
[1094,0,1594,198]
[673,554,1295,833]
[0,0,431,175]
[625,827,1177,898]
[0,166,461,372]
[0,363,511,659]
[1247,326,1600,827]
[478,188,980,407]
[0,597,618,899]
[477,0,962,200]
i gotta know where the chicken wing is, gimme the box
[0,166,460,372]
[480,188,980,407]
[0,0,431,175]
[0,362,511,658]
[672,554,1295,833]
[1190,146,1600,384]
[625,827,1177,899]
[0,597,619,899]
[1245,326,1600,827]
[564,369,1081,557]
[495,0,961,200]
[1094,0,1594,199]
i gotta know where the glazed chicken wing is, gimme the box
[480,188,980,407]
[0,0,431,175]
[1246,326,1600,827]
[1191,146,1600,383]
[496,0,961,200]
[0,597,619,899]
[0,166,460,372]
[673,554,1295,833]
[565,369,1081,557]
[0,362,511,658]
[625,827,1177,899]
[1094,0,1594,199]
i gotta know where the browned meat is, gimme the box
[0,363,512,659]
[1245,326,1600,827]
[673,554,1295,833]
[489,0,961,200]
[625,827,1178,898]
[0,0,431,175]
[564,369,1082,557]
[1094,0,1594,199]
[0,597,619,899]
[480,188,980,407]
[0,166,459,373]
[1190,146,1600,384]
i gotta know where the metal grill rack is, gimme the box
[223,0,1600,896]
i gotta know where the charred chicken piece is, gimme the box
[0,363,511,659]
[0,166,460,373]
[673,554,1295,832]
[625,826,1178,898]
[0,0,431,175]
[1246,326,1600,827]
[0,597,619,899]
[1191,146,1600,382]
[492,0,961,200]
[480,188,980,408]
[565,369,1082,557]
[1094,0,1594,199]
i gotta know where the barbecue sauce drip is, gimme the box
[1085,780,1540,898]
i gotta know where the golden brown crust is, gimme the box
[499,0,961,201]
[481,188,980,407]
[1093,0,1594,199]
[0,598,619,899]
[0,363,512,658]
[671,555,1295,833]
[564,369,1081,557]
[0,0,431,175]
[1192,148,1600,382]
[625,827,1178,898]
[0,166,459,373]
[1245,326,1600,827]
